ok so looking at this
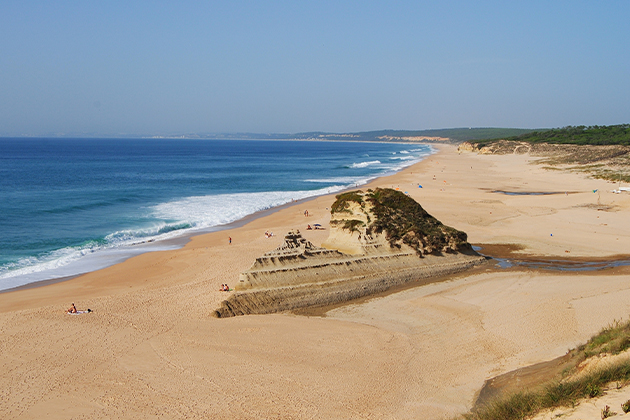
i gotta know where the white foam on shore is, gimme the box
[350,160,381,168]
[304,176,375,184]
[0,186,348,291]
[151,187,347,229]
[0,144,436,291]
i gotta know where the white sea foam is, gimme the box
[152,187,346,229]
[0,186,350,290]
[0,224,187,290]
[304,176,374,184]
[0,242,178,291]
[349,160,381,168]
[0,144,436,291]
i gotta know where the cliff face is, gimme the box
[235,230,346,290]
[322,188,471,256]
[458,140,535,155]
[214,189,484,318]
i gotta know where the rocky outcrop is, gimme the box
[214,189,485,318]
[322,188,472,256]
[458,140,534,154]
[457,141,478,153]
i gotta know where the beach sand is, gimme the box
[2,145,630,419]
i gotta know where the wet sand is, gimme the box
[1,144,630,419]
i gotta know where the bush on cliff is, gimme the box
[331,188,470,255]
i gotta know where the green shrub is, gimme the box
[601,404,616,419]
[330,191,364,214]
[463,319,630,420]
[475,124,630,146]
[342,219,364,233]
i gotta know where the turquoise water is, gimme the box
[0,138,433,290]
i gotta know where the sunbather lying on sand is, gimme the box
[67,303,92,314]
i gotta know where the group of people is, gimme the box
[220,284,230,292]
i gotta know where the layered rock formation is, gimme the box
[214,188,485,318]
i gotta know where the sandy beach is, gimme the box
[2,144,630,419]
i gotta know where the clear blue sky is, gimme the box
[1,1,628,136]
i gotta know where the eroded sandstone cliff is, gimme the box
[214,189,485,318]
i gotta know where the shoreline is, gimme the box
[0,193,326,295]
[0,143,434,294]
[0,146,439,312]
[2,144,630,419]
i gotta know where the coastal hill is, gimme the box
[56,127,534,142]
[459,138,630,183]
[178,127,535,143]
[472,124,630,146]
[322,188,471,256]
[286,128,535,143]
[214,188,485,317]
[459,124,630,183]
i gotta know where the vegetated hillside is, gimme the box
[331,188,471,255]
[476,124,630,146]
[73,127,534,142]
[292,127,536,143]
[465,320,630,420]
[459,125,630,183]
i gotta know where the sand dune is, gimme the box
[1,145,629,419]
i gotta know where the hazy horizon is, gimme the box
[1,1,628,137]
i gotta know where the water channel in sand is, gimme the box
[472,245,630,272]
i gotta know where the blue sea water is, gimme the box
[0,138,433,291]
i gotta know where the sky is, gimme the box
[0,1,628,136]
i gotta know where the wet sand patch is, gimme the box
[474,244,630,272]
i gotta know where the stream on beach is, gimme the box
[472,245,630,272]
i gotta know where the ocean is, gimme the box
[0,138,433,291]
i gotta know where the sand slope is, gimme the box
[1,145,630,419]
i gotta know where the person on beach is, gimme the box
[67,303,77,314]
[307,224,312,230]
[229,237,232,244]
[304,210,308,217]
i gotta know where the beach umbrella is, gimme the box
[313,224,322,227]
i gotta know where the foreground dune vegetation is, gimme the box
[462,320,630,420]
